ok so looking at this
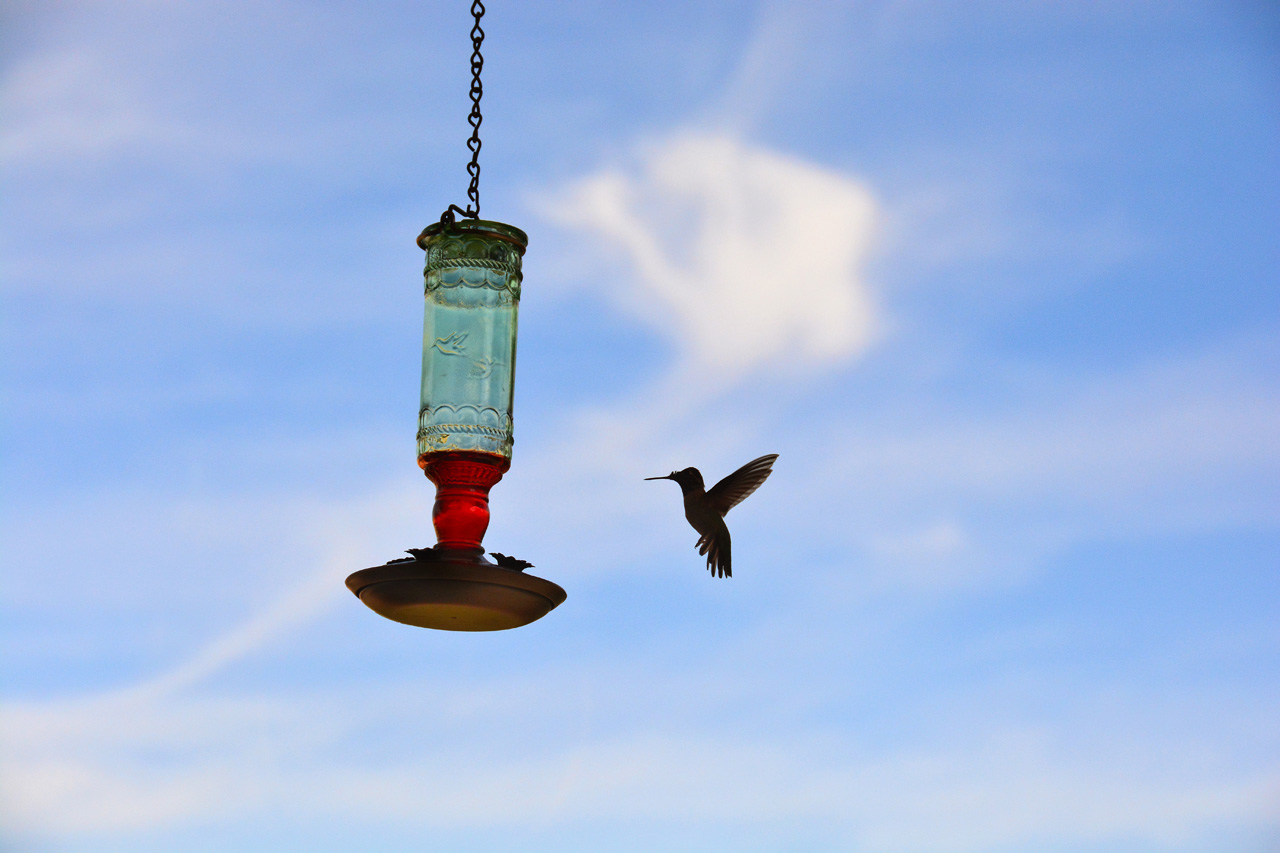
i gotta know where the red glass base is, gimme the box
[418,451,510,551]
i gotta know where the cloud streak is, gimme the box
[4,672,1274,850]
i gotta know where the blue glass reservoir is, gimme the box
[416,219,526,463]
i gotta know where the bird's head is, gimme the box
[645,466,704,494]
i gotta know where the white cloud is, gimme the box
[551,133,879,383]
[3,677,1274,849]
[0,48,251,168]
[751,341,1280,594]
[825,347,1280,522]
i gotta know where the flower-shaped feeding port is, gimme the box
[345,219,566,631]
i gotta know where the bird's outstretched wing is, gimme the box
[705,454,778,516]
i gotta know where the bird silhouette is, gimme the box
[646,454,778,578]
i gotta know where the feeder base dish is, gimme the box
[345,551,565,632]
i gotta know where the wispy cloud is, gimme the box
[0,49,162,164]
[5,670,1274,849]
[0,46,277,169]
[711,1,814,135]
[0,483,425,832]
[549,132,879,387]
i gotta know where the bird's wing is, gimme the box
[705,453,778,516]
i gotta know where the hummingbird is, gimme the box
[646,454,778,578]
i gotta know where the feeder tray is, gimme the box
[346,550,566,632]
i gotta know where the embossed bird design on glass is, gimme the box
[647,454,778,577]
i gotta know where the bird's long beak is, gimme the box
[644,473,675,481]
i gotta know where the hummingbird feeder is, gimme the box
[345,1,565,631]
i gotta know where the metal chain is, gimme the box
[442,1,486,226]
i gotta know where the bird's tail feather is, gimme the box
[698,534,731,578]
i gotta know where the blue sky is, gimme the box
[1,1,1277,851]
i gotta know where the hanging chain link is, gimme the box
[441,1,486,226]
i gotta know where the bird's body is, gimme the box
[646,454,778,578]
[678,472,732,577]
